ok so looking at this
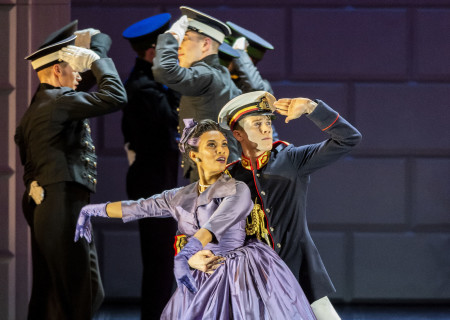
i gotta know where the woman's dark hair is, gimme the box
[180,119,227,164]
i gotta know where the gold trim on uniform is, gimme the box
[245,199,271,246]
[174,234,188,256]
[240,150,271,170]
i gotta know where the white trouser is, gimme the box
[310,296,341,320]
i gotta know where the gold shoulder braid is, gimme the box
[245,198,271,246]
[223,170,271,246]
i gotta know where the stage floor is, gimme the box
[94,302,450,320]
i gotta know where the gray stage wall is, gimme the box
[4,2,448,317]
[70,0,450,303]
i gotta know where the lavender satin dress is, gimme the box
[121,174,316,320]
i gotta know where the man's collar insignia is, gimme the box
[241,150,271,170]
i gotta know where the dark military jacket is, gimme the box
[153,33,242,165]
[122,57,180,156]
[121,57,180,197]
[227,101,362,303]
[15,58,127,192]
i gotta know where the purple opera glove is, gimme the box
[74,202,109,243]
[174,237,203,294]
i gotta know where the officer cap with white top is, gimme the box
[180,6,231,44]
[25,20,78,72]
[218,91,276,130]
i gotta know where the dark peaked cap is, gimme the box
[25,20,78,72]
[226,21,274,61]
[219,42,240,59]
[180,6,230,44]
[123,13,171,51]
[39,20,78,49]
[218,42,240,67]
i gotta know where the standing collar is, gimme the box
[240,150,271,170]
[193,53,220,67]
[135,57,153,70]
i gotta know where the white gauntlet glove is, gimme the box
[59,45,100,72]
[29,181,45,205]
[232,37,249,51]
[74,28,100,49]
[165,15,189,46]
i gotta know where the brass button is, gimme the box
[270,227,274,232]
[266,208,270,213]
[261,191,266,196]
[276,243,281,248]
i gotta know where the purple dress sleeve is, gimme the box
[121,187,182,223]
[201,181,253,242]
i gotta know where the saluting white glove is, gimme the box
[165,15,189,46]
[74,28,100,49]
[232,37,249,51]
[59,45,100,72]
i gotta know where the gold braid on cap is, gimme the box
[228,96,272,130]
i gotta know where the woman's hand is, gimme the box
[188,250,225,274]
[174,237,203,293]
[74,203,109,242]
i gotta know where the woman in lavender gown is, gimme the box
[75,119,316,320]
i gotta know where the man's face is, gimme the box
[238,115,273,153]
[178,31,204,68]
[58,63,81,90]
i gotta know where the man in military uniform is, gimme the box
[121,13,180,319]
[15,24,127,319]
[224,23,279,141]
[152,6,243,182]
[225,21,275,95]
[216,91,362,319]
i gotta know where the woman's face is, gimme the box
[191,130,229,175]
